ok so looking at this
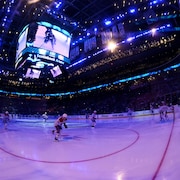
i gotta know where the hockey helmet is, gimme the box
[62,113,68,118]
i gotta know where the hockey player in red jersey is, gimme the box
[52,113,68,141]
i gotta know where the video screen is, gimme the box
[50,65,62,78]
[32,25,71,58]
[16,22,71,70]
[25,68,41,79]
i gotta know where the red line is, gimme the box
[152,117,175,179]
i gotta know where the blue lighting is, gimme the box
[104,20,112,26]
[119,14,125,18]
[72,22,77,26]
[152,0,158,4]
[150,0,163,5]
[4,60,178,98]
[129,8,136,14]
[127,37,135,42]
[94,28,97,32]
[55,1,62,9]
[163,63,180,71]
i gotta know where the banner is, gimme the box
[84,36,97,52]
[70,46,80,60]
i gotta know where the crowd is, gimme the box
[0,69,179,116]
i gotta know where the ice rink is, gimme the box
[0,112,180,180]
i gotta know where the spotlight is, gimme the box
[107,41,117,52]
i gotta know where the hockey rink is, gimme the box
[0,112,180,180]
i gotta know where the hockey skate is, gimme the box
[54,137,59,141]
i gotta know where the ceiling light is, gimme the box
[104,20,112,26]
[107,41,117,52]
[27,0,40,4]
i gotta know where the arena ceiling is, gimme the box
[0,0,180,95]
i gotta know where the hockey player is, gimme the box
[42,112,48,122]
[159,101,169,122]
[127,107,133,121]
[91,110,97,127]
[52,113,68,141]
[3,111,10,130]
[44,27,56,49]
